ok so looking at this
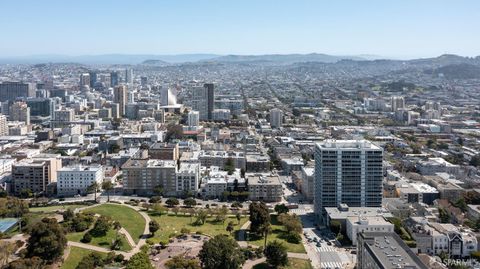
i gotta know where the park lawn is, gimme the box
[61,246,106,269]
[148,212,248,243]
[66,229,132,251]
[29,204,84,213]
[253,258,313,269]
[248,215,306,254]
[83,204,145,243]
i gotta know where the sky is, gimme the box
[0,0,479,59]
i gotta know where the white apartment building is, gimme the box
[57,165,104,197]
[176,163,200,195]
[346,216,394,245]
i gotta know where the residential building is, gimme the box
[149,143,179,160]
[391,96,405,111]
[357,232,428,269]
[12,156,62,195]
[54,108,75,122]
[9,101,30,125]
[270,108,283,128]
[122,159,177,196]
[346,216,394,245]
[176,163,200,195]
[315,140,383,220]
[0,114,8,135]
[57,165,104,197]
[191,83,214,121]
[113,85,128,117]
[301,166,314,202]
[0,82,36,102]
[248,174,282,202]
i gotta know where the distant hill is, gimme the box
[409,54,479,67]
[0,53,220,64]
[204,53,368,64]
[141,59,169,66]
[425,63,480,79]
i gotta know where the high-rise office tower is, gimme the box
[26,98,53,117]
[110,71,119,87]
[125,68,133,84]
[191,83,215,121]
[270,108,283,128]
[0,82,36,102]
[113,85,128,117]
[314,140,383,220]
[390,96,405,112]
[80,73,90,87]
[89,71,97,88]
[9,101,30,125]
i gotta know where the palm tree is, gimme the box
[87,182,99,203]
[102,181,114,202]
[262,223,272,248]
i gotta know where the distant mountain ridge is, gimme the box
[0,53,478,66]
[203,53,370,63]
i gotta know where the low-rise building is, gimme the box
[346,216,394,245]
[57,165,104,197]
[247,174,282,202]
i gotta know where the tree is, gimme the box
[198,235,245,269]
[236,212,242,225]
[264,240,288,268]
[90,216,112,237]
[102,181,114,202]
[215,206,228,224]
[260,223,272,248]
[87,182,100,203]
[0,197,29,218]
[224,158,235,175]
[330,220,342,235]
[153,185,164,196]
[166,198,180,207]
[4,257,44,269]
[149,220,160,236]
[165,255,201,269]
[274,204,289,215]
[62,208,75,222]
[226,221,235,235]
[26,218,67,262]
[184,197,197,208]
[152,203,166,215]
[126,250,153,269]
[249,202,270,235]
[172,206,180,216]
[76,252,104,269]
[277,213,302,234]
[195,209,208,225]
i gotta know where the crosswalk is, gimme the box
[320,261,343,269]
[315,245,336,252]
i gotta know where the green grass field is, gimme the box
[29,204,85,213]
[83,204,145,243]
[148,212,248,243]
[66,228,132,251]
[248,215,306,253]
[61,246,106,269]
[253,258,313,269]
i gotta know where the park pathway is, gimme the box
[65,202,152,260]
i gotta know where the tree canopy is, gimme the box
[198,235,245,269]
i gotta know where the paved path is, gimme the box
[119,227,136,247]
[242,257,266,269]
[67,241,129,256]
[65,202,152,260]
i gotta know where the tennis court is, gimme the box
[0,218,18,233]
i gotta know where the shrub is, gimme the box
[180,228,190,234]
[82,232,92,243]
[146,239,154,245]
[285,231,301,244]
[114,254,125,263]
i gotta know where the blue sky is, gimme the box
[0,0,478,58]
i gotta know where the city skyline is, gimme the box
[0,0,479,59]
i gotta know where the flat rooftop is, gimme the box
[360,232,428,269]
[316,139,381,150]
